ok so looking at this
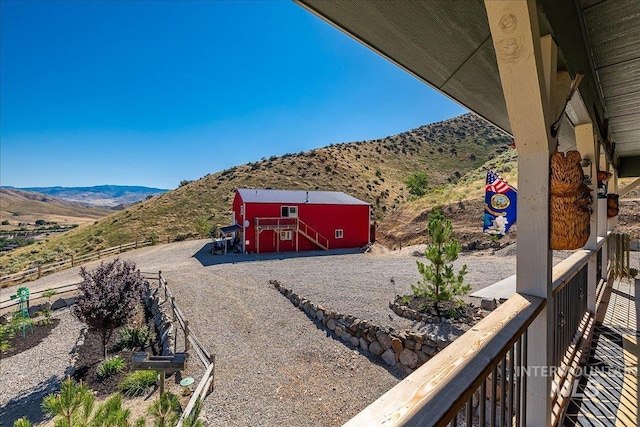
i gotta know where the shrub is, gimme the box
[0,323,15,353]
[97,356,126,378]
[13,417,31,427]
[116,326,151,350]
[148,232,159,245]
[405,172,429,197]
[74,259,146,358]
[120,370,158,397]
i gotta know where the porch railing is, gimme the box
[254,217,330,250]
[344,233,628,426]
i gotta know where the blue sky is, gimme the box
[0,1,466,190]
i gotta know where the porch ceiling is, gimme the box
[296,0,640,178]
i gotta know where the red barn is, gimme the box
[231,189,371,254]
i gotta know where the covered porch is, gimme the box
[295,0,640,425]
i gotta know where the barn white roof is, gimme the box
[236,188,369,205]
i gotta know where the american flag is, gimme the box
[485,170,511,194]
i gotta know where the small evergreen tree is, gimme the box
[41,377,95,427]
[412,208,470,314]
[74,259,146,358]
[148,392,180,427]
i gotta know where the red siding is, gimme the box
[234,192,370,253]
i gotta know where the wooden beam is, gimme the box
[484,1,555,425]
[576,123,598,314]
[619,177,640,197]
[343,293,545,427]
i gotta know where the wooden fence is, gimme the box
[0,281,81,315]
[0,240,155,288]
[149,271,216,426]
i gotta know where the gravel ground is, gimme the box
[0,308,85,426]
[0,239,618,426]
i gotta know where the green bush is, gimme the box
[116,326,151,350]
[97,356,126,378]
[0,323,15,353]
[120,370,158,397]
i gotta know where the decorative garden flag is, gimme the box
[483,170,517,238]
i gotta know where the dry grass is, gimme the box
[0,113,511,274]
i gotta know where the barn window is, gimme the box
[280,230,293,240]
[281,206,298,218]
[335,229,344,239]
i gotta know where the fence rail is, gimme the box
[150,272,216,427]
[0,240,155,287]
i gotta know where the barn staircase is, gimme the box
[297,219,329,250]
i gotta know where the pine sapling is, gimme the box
[412,208,470,315]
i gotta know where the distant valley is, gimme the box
[7,185,169,208]
[0,188,114,227]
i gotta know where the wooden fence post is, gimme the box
[135,240,138,249]
[37,265,42,279]
[71,255,75,267]
[209,355,215,393]
[98,250,101,259]
[119,245,123,253]
[185,321,190,351]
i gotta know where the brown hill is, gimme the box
[0,113,512,274]
[0,188,113,227]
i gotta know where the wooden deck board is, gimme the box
[563,278,639,427]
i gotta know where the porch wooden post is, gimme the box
[576,123,598,312]
[485,1,555,424]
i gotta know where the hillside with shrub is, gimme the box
[0,113,512,274]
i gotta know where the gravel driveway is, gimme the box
[0,239,574,426]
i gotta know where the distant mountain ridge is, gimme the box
[5,185,168,208]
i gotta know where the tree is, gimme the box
[412,208,470,314]
[74,259,146,358]
[41,377,94,427]
[41,377,145,427]
[148,393,180,427]
[195,218,211,239]
[405,172,429,197]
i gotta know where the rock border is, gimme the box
[145,286,176,356]
[270,279,451,375]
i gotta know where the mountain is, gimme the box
[12,185,168,208]
[0,188,113,227]
[0,113,513,274]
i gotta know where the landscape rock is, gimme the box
[359,337,368,351]
[381,348,396,367]
[391,337,404,353]
[368,341,383,355]
[334,326,343,337]
[326,318,336,331]
[51,298,68,310]
[378,333,392,350]
[399,349,419,368]
[481,298,497,310]
[350,336,360,347]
